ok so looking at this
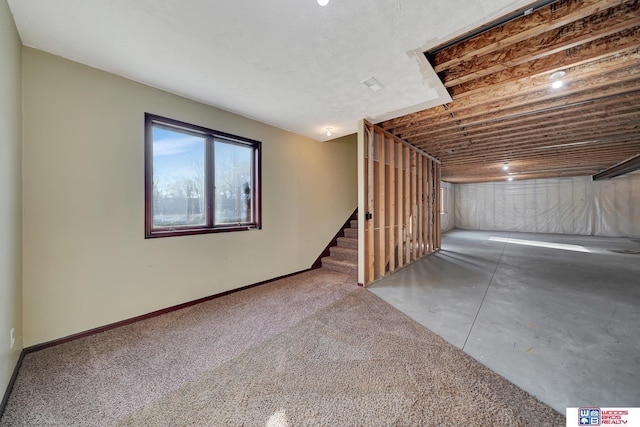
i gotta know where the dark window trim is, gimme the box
[144,113,262,239]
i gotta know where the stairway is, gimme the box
[321,217,358,277]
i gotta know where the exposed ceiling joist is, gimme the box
[440,2,640,88]
[380,0,640,183]
[431,0,620,70]
[593,153,640,180]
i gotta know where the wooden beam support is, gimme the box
[399,94,640,142]
[441,3,640,87]
[432,0,622,71]
[404,145,411,265]
[593,153,640,179]
[417,154,423,257]
[384,68,640,134]
[388,138,396,273]
[376,130,386,279]
[396,143,404,269]
[365,124,375,284]
[410,150,418,262]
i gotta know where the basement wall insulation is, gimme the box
[454,174,640,238]
[440,181,455,233]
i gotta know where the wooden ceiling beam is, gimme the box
[405,108,639,147]
[385,1,640,183]
[430,140,640,166]
[448,43,640,99]
[382,68,640,132]
[430,134,640,161]
[443,155,628,173]
[412,111,640,146]
[444,168,601,183]
[593,153,640,179]
[409,111,640,150]
[390,77,640,138]
[440,146,640,167]
[444,154,640,171]
[443,164,625,181]
[424,126,640,160]
[438,144,640,167]
[441,2,640,87]
[432,0,621,71]
[440,149,640,169]
[443,163,612,178]
[402,101,639,143]
[447,52,640,109]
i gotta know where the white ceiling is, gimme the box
[7,0,532,141]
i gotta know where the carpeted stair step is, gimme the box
[337,236,357,249]
[329,246,357,262]
[316,210,358,277]
[343,227,358,238]
[322,257,357,276]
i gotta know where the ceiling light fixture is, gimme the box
[317,0,329,6]
[502,163,509,171]
[508,177,514,181]
[550,70,565,90]
[325,127,333,137]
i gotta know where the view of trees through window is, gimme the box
[152,127,206,227]
[214,141,253,224]
[145,114,260,238]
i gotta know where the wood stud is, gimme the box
[376,130,385,279]
[365,127,374,284]
[404,145,410,266]
[363,121,441,285]
[396,143,404,270]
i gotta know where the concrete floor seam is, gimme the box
[462,232,510,351]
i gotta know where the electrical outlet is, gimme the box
[10,328,15,349]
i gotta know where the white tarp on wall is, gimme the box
[455,173,640,237]
[441,181,455,233]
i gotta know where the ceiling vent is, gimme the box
[362,77,383,92]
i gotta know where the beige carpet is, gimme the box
[1,269,564,426]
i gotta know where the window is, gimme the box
[145,113,261,238]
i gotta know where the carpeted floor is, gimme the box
[1,269,565,426]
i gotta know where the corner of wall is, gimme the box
[0,0,24,406]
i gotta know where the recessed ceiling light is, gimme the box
[317,0,329,6]
[508,177,514,181]
[502,163,509,171]
[325,127,333,137]
[550,71,565,89]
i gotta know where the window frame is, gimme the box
[144,113,262,238]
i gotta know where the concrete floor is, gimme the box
[368,229,640,413]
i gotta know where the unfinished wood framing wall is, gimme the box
[363,120,441,285]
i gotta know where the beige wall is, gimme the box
[22,48,357,347]
[0,0,23,396]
